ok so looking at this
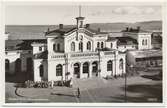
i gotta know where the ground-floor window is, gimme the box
[92,61,98,72]
[83,62,89,73]
[5,59,10,71]
[107,60,113,71]
[39,65,44,77]
[15,58,21,73]
[119,59,123,70]
[56,64,63,76]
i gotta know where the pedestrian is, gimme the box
[51,80,54,89]
[70,78,73,88]
[77,87,80,98]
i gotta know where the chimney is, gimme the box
[137,26,140,31]
[126,27,129,31]
[59,24,63,29]
[85,24,90,28]
[98,28,101,32]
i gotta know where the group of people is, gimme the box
[50,77,81,98]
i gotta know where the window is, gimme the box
[39,65,44,77]
[56,64,62,76]
[97,42,100,48]
[71,42,75,51]
[142,39,145,45]
[101,42,104,48]
[57,43,60,51]
[39,46,42,51]
[145,39,147,45]
[79,42,83,52]
[87,41,91,50]
[111,43,113,48]
[53,44,56,51]
[92,61,98,72]
[83,62,89,73]
[119,59,123,70]
[5,59,10,71]
[107,60,113,71]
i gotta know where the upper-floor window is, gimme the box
[142,39,145,45]
[97,42,100,48]
[53,44,56,51]
[111,43,113,48]
[57,43,60,51]
[71,42,75,51]
[87,41,91,51]
[145,39,147,45]
[39,46,42,51]
[101,42,104,48]
[79,42,83,52]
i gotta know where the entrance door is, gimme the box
[15,58,21,74]
[92,61,98,77]
[74,63,80,78]
[26,57,33,80]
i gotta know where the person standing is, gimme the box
[77,87,80,98]
[70,78,73,88]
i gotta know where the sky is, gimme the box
[5,4,162,25]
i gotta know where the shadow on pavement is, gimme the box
[109,83,162,102]
[50,92,76,97]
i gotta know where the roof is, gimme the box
[46,27,77,36]
[46,26,108,37]
[106,36,138,45]
[151,36,162,44]
[5,39,46,51]
[117,37,138,45]
[5,40,23,51]
[34,50,48,59]
[122,28,150,33]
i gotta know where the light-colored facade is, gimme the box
[33,16,126,82]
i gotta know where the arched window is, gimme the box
[27,57,33,72]
[107,60,113,71]
[53,44,56,51]
[145,39,147,45]
[39,65,44,77]
[111,43,113,48]
[92,61,98,72]
[83,62,89,73]
[56,64,63,76]
[142,39,145,45]
[87,41,91,50]
[97,42,100,49]
[101,42,104,48]
[71,42,75,51]
[5,59,10,71]
[57,43,60,51]
[119,59,123,70]
[79,42,83,52]
[15,58,21,73]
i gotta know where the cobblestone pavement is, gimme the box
[5,76,162,103]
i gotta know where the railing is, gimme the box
[50,54,66,59]
[70,52,98,57]
[104,51,115,55]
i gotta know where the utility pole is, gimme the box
[98,49,101,77]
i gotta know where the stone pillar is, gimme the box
[80,63,83,79]
[89,62,92,78]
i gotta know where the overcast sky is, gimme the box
[5,5,162,25]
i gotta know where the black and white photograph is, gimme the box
[2,0,165,106]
